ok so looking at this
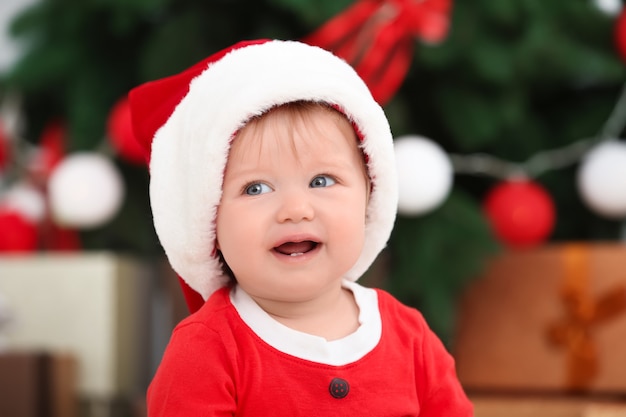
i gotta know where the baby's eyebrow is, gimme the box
[320,158,367,174]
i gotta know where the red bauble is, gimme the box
[39,217,81,251]
[29,121,66,184]
[615,7,626,62]
[0,209,38,252]
[483,179,556,248]
[107,97,146,165]
[0,121,9,171]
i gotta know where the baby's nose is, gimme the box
[276,190,315,223]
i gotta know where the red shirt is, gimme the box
[147,284,472,416]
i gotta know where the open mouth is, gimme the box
[273,240,319,257]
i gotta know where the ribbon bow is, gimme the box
[303,0,452,105]
[546,244,626,390]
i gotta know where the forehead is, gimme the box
[229,102,362,161]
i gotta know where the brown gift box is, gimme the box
[0,351,77,417]
[471,396,626,417]
[453,243,626,394]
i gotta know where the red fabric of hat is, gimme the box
[129,39,269,164]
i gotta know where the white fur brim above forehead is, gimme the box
[149,40,398,300]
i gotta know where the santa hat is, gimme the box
[129,39,397,313]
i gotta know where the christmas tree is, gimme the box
[1,0,625,344]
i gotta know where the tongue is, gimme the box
[276,241,315,255]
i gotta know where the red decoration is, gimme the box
[303,0,452,105]
[615,7,626,62]
[0,208,38,252]
[483,179,556,248]
[0,121,9,171]
[39,218,82,251]
[29,121,66,185]
[107,97,146,165]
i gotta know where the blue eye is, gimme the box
[310,175,336,188]
[245,182,272,195]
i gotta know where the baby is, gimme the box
[129,39,472,416]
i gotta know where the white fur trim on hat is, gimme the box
[149,40,398,300]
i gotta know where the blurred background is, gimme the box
[1,0,626,416]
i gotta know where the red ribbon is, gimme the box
[302,0,452,105]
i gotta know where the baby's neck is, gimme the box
[252,287,360,341]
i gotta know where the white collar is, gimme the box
[230,280,381,366]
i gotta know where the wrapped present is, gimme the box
[0,351,77,417]
[453,243,626,394]
[0,253,151,400]
[471,396,626,417]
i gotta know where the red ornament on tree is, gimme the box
[0,208,38,252]
[29,121,66,185]
[107,97,146,165]
[39,219,81,251]
[0,121,10,171]
[483,179,556,248]
[615,6,626,62]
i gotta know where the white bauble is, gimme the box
[592,0,622,15]
[577,140,626,218]
[48,152,125,229]
[394,135,453,215]
[1,182,46,222]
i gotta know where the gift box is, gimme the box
[471,396,626,417]
[453,243,626,394]
[0,351,77,417]
[0,253,151,401]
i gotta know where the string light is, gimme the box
[449,82,626,180]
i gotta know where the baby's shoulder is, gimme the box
[174,287,238,333]
[373,288,428,329]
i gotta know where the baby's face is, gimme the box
[216,105,369,303]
